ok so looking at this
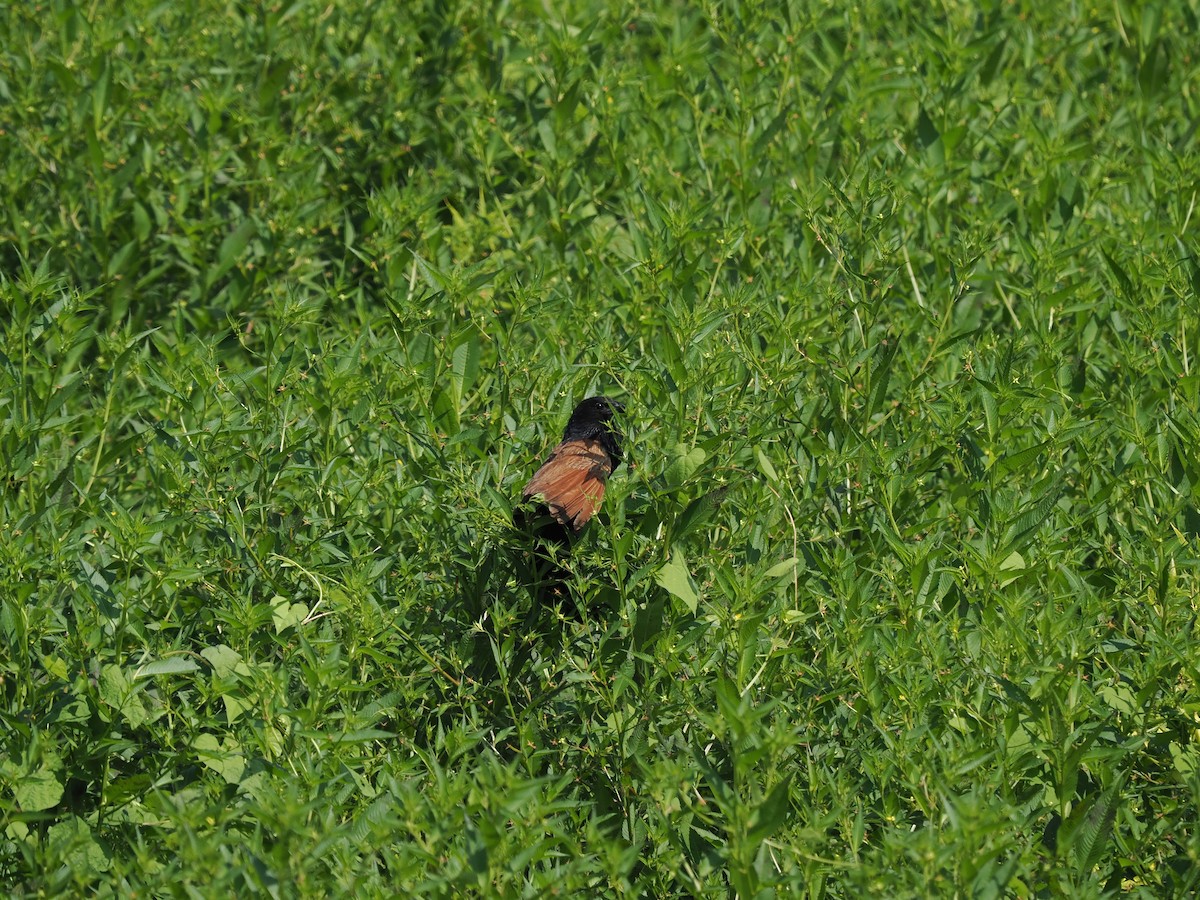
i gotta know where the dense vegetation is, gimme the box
[3,0,1200,895]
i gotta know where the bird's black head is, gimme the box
[563,395,625,464]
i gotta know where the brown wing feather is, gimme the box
[522,438,613,530]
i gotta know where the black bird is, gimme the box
[515,396,625,604]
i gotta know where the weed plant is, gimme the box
[2,0,1200,895]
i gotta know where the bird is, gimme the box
[515,396,625,605]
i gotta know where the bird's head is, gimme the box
[563,395,625,462]
[568,396,623,427]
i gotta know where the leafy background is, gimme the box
[2,0,1199,895]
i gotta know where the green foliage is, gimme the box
[3,0,1200,895]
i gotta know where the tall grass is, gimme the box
[2,0,1199,895]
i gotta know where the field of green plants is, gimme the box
[3,0,1200,895]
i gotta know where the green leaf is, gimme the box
[655,549,699,612]
[332,728,396,744]
[210,217,258,284]
[201,644,249,678]
[764,557,799,580]
[998,550,1025,587]
[748,776,793,844]
[673,484,730,542]
[223,692,254,724]
[91,60,111,132]
[978,383,999,442]
[1074,776,1124,875]
[998,551,1024,572]
[1098,682,1137,716]
[271,594,308,633]
[756,447,779,483]
[1100,248,1135,302]
[1000,481,1064,555]
[536,117,557,158]
[867,338,899,419]
[450,332,481,406]
[665,445,707,489]
[1171,741,1200,779]
[994,440,1050,476]
[16,767,64,812]
[99,664,148,728]
[193,734,246,785]
[48,817,111,873]
[753,105,791,157]
[660,328,686,388]
[136,657,200,679]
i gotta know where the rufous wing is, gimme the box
[521,438,613,530]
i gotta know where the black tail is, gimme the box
[513,503,578,612]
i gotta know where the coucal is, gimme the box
[515,396,625,604]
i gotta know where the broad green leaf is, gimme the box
[48,817,111,873]
[16,767,64,812]
[1171,741,1199,779]
[194,734,246,785]
[136,657,200,679]
[201,644,249,678]
[271,595,308,633]
[99,664,148,728]
[223,692,253,724]
[1098,682,1137,716]
[665,445,707,489]
[764,557,799,580]
[655,550,698,612]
